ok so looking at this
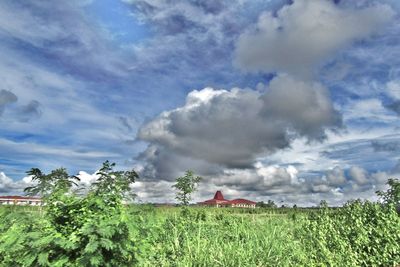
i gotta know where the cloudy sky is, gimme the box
[1,0,400,206]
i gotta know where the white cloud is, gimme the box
[138,75,341,171]
[0,172,33,194]
[75,171,99,187]
[349,166,368,185]
[386,80,400,100]
[343,98,396,123]
[325,166,346,186]
[235,0,394,76]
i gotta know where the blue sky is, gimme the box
[1,0,400,206]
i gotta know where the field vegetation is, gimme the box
[0,162,399,266]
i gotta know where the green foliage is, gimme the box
[172,170,202,206]
[24,167,78,197]
[376,178,400,205]
[299,199,400,266]
[319,199,328,208]
[0,161,138,267]
[136,208,304,266]
[256,199,277,208]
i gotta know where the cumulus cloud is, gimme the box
[137,144,222,181]
[235,0,394,76]
[0,172,33,194]
[131,180,175,203]
[126,0,399,206]
[309,161,400,203]
[261,75,342,140]
[138,75,341,172]
[210,162,302,194]
[325,166,346,186]
[349,166,368,185]
[75,171,99,188]
[132,146,398,205]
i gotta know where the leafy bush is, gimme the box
[0,161,139,267]
[298,188,400,266]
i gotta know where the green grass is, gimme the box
[126,206,307,266]
[1,204,399,266]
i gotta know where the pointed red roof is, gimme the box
[198,191,256,206]
[214,190,225,200]
[198,190,229,205]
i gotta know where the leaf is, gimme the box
[38,252,49,266]
[84,240,99,253]
[89,256,102,267]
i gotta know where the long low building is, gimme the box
[0,196,42,206]
[198,191,256,208]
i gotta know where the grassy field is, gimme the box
[0,171,398,266]
[1,204,399,266]
[127,206,307,266]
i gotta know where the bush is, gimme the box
[299,199,400,266]
[0,161,139,267]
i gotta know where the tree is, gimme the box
[267,200,277,208]
[17,161,140,266]
[376,178,400,214]
[24,167,79,197]
[257,200,277,208]
[91,160,138,203]
[256,201,266,208]
[319,200,328,208]
[376,178,400,205]
[172,170,202,206]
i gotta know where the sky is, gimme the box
[1,0,400,206]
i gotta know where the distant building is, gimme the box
[0,196,42,206]
[198,191,256,208]
[199,191,230,207]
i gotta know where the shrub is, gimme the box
[299,190,400,266]
[0,161,139,267]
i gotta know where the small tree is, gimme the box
[319,200,328,208]
[376,178,400,205]
[16,161,139,266]
[172,170,202,206]
[256,201,266,208]
[376,178,400,214]
[24,167,78,197]
[266,200,277,208]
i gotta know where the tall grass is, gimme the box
[0,204,399,266]
[128,207,306,266]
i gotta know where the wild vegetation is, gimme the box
[0,162,399,266]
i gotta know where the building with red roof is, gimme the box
[198,191,256,208]
[0,196,42,206]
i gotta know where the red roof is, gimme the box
[201,199,229,205]
[198,191,256,205]
[228,198,256,205]
[198,190,230,205]
[0,196,41,200]
[213,190,225,200]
